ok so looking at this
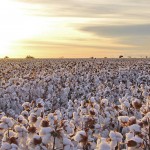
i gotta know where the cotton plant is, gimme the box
[0,116,14,141]
[70,112,82,131]
[0,130,18,150]
[1,142,18,150]
[61,120,75,135]
[126,135,144,150]
[109,131,123,150]
[27,134,47,150]
[74,130,89,149]
[62,136,74,150]
[96,138,111,150]
[14,125,28,148]
[0,59,150,149]
[39,119,53,146]
[118,116,130,135]
[0,117,14,134]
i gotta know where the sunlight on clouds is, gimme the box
[0,0,150,58]
[0,0,51,57]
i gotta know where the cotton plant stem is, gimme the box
[52,136,56,150]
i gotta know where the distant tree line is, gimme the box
[26,55,35,59]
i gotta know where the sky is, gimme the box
[0,0,150,58]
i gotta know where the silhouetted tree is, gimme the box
[26,55,34,59]
[119,55,123,58]
[4,56,9,59]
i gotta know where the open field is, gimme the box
[0,58,149,150]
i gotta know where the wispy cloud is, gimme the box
[81,24,150,37]
[81,24,150,50]
[9,0,150,57]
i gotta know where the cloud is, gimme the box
[16,0,150,19]
[15,40,130,50]
[80,24,150,50]
[12,0,150,57]
[81,24,150,37]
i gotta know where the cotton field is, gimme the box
[0,58,149,150]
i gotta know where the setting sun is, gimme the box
[0,0,49,57]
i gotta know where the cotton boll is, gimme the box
[33,107,44,117]
[1,142,11,150]
[14,125,28,138]
[63,145,71,150]
[101,129,109,138]
[2,130,17,143]
[63,137,74,150]
[55,110,62,119]
[90,141,97,149]
[119,98,125,103]
[126,132,134,141]
[22,102,30,110]
[27,126,37,139]
[0,117,14,129]
[36,98,45,106]
[10,144,18,150]
[39,127,52,136]
[0,123,7,129]
[95,124,101,129]
[110,140,118,150]
[128,117,136,126]
[129,124,141,133]
[118,116,129,126]
[121,100,130,109]
[131,136,143,144]
[67,109,73,119]
[74,130,86,142]
[33,135,42,145]
[132,99,142,109]
[127,136,143,150]
[41,134,51,145]
[21,110,29,119]
[73,112,78,120]
[68,100,73,107]
[101,99,108,106]
[134,110,142,119]
[119,110,128,116]
[6,109,16,118]
[104,117,111,125]
[90,97,95,103]
[109,131,123,143]
[28,113,37,125]
[98,141,111,150]
[140,117,148,127]
[63,121,74,134]
[89,109,97,117]
[0,112,5,119]
[93,103,100,110]
[80,101,85,107]
[36,145,47,150]
[80,107,87,115]
[94,124,101,133]
[48,113,54,125]
[35,117,42,130]
[146,112,150,118]
[17,115,28,124]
